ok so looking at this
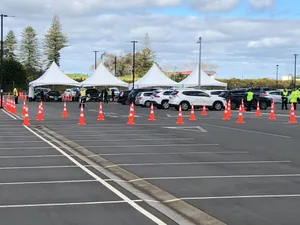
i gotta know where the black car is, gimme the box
[117,90,131,105]
[220,89,272,110]
[127,88,158,105]
[45,91,62,102]
[85,88,101,101]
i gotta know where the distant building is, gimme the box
[282,74,300,81]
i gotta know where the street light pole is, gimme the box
[131,40,137,89]
[294,54,298,89]
[114,56,117,77]
[276,65,279,89]
[93,51,99,70]
[197,37,202,89]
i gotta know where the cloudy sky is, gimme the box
[3,0,300,79]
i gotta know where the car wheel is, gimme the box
[144,101,151,108]
[162,100,169,109]
[213,101,223,111]
[180,101,190,111]
[260,101,268,110]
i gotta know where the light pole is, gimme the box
[131,40,138,89]
[197,37,202,89]
[276,65,279,89]
[294,54,298,89]
[114,56,117,77]
[93,50,99,70]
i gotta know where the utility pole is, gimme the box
[276,65,279,89]
[294,54,298,89]
[197,37,202,89]
[93,51,99,70]
[131,40,138,89]
[114,56,117,77]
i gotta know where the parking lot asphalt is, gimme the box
[7,99,300,225]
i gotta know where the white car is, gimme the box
[169,89,227,111]
[135,92,154,107]
[206,90,227,96]
[109,87,120,97]
[151,89,174,109]
[64,89,72,97]
[260,90,291,103]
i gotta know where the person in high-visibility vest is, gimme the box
[13,88,19,104]
[290,88,298,110]
[79,88,86,108]
[281,89,288,110]
[245,90,254,111]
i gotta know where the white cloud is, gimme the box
[186,0,239,13]
[2,0,300,78]
[249,0,274,10]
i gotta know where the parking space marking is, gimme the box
[131,173,300,181]
[72,138,194,142]
[0,165,86,170]
[167,194,300,202]
[106,160,291,168]
[0,180,97,185]
[0,135,41,138]
[24,126,168,225]
[0,140,43,143]
[203,124,291,138]
[163,126,207,132]
[85,143,219,148]
[65,133,172,137]
[0,200,146,208]
[98,151,249,156]
[1,109,17,120]
[0,147,56,150]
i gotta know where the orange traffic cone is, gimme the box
[78,104,86,125]
[11,101,16,114]
[36,104,44,121]
[189,104,196,121]
[289,103,297,124]
[61,101,68,118]
[22,99,26,115]
[22,105,30,126]
[6,99,11,112]
[201,102,207,116]
[222,102,230,120]
[148,103,156,121]
[236,105,245,124]
[40,101,44,117]
[176,105,184,124]
[227,100,232,116]
[97,102,105,121]
[241,99,245,112]
[127,104,135,125]
[268,100,276,120]
[255,101,262,117]
[131,102,135,117]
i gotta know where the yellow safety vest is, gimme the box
[290,91,298,103]
[246,91,254,101]
[13,88,18,96]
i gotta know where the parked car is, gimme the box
[260,90,291,103]
[117,90,131,105]
[219,88,272,110]
[206,90,228,96]
[63,89,72,98]
[85,88,101,101]
[151,89,174,109]
[169,89,227,111]
[135,92,154,107]
[127,88,159,105]
[45,91,62,102]
[109,87,120,98]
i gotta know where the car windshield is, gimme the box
[219,91,227,97]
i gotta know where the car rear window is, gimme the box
[219,91,227,97]
[170,91,179,95]
[163,91,173,95]
[144,93,153,96]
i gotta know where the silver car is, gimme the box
[135,92,154,107]
[261,90,291,103]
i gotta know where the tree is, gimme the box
[44,15,68,67]
[3,30,17,59]
[19,26,41,70]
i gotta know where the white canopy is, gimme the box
[80,63,128,87]
[130,63,179,88]
[179,64,227,88]
[29,62,80,87]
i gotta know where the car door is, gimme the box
[195,91,212,106]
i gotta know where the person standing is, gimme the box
[13,87,19,104]
[245,89,254,111]
[111,89,115,102]
[79,88,86,108]
[281,88,288,110]
[104,89,108,104]
[290,88,298,110]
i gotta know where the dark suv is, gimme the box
[127,88,158,105]
[86,88,101,101]
[219,88,272,110]
[117,90,131,105]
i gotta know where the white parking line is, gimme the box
[66,134,171,137]
[98,151,249,156]
[203,124,291,139]
[0,180,97,185]
[85,144,219,148]
[0,147,56,150]
[106,160,291,168]
[0,140,43,143]
[1,110,17,120]
[24,126,167,225]
[0,200,145,208]
[0,165,86,170]
[166,194,300,202]
[73,138,194,142]
[131,173,300,181]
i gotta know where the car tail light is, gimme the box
[263,94,268,96]
[154,94,160,98]
[139,96,142,100]
[174,94,179,97]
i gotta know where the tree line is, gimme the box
[1,15,68,91]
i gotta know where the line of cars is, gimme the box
[117,87,274,111]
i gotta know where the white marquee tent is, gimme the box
[80,63,128,87]
[179,64,227,88]
[130,63,179,88]
[28,62,80,98]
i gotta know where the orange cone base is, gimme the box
[22,122,31,126]
[62,114,68,118]
[127,121,135,125]
[222,117,230,121]
[269,116,276,120]
[148,118,156,121]
[78,122,86,125]
[189,117,196,121]
[176,120,184,124]
[236,121,245,124]
[98,116,104,121]
[36,118,44,121]
[289,120,297,124]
